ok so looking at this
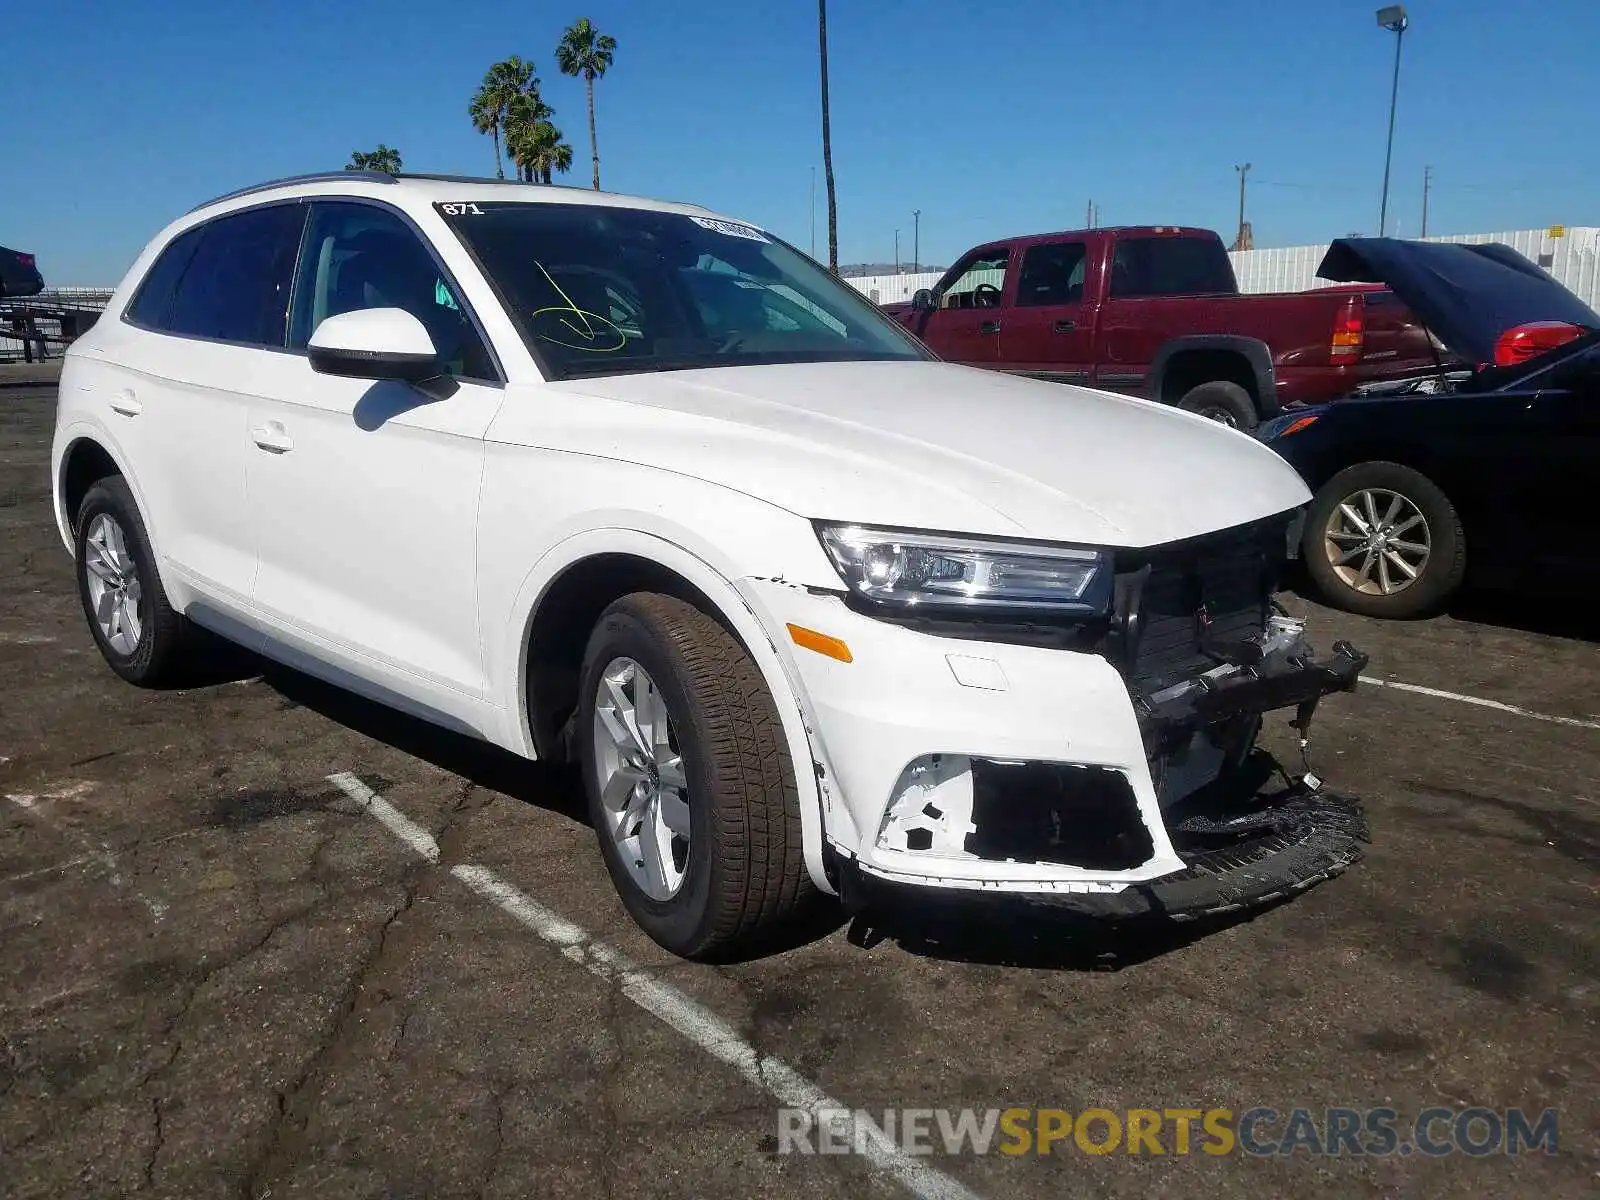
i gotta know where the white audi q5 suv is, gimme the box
[51,171,1370,959]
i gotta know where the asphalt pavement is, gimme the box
[2,383,1595,1198]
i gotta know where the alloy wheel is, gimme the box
[83,513,144,655]
[1323,487,1431,596]
[591,657,692,901]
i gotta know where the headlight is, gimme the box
[815,522,1112,614]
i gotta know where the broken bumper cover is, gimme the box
[1017,777,1370,920]
[738,580,1371,910]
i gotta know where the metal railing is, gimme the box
[0,289,114,362]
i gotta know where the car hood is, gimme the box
[1317,237,1600,365]
[545,360,1310,548]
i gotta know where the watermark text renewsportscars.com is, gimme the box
[776,1105,1560,1158]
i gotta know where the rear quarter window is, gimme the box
[125,226,205,330]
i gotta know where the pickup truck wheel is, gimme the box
[1302,462,1466,618]
[1176,381,1257,430]
[74,477,197,686]
[578,592,817,960]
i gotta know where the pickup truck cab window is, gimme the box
[1109,235,1234,299]
[938,248,1009,309]
[1016,241,1088,307]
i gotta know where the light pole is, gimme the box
[912,209,920,271]
[894,229,901,275]
[1376,5,1409,237]
[1234,162,1251,250]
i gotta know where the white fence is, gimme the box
[845,226,1600,310]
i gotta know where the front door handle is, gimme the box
[979,320,1001,335]
[250,423,294,454]
[109,391,142,417]
[1053,319,1077,332]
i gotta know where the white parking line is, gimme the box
[1360,676,1600,731]
[327,772,982,1200]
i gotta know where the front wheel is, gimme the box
[577,593,817,960]
[1302,461,1466,618]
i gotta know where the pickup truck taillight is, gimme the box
[1330,298,1364,361]
[1491,321,1585,367]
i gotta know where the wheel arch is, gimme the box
[506,529,836,897]
[1147,335,1279,417]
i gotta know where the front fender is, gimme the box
[494,524,841,897]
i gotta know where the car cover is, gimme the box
[1316,237,1600,365]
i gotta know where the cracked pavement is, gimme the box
[2,383,1597,1198]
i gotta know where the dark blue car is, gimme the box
[1258,237,1600,618]
[0,245,44,298]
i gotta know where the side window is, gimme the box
[165,205,305,345]
[125,226,205,330]
[1016,242,1088,307]
[1109,237,1235,299]
[938,249,1009,310]
[288,201,497,382]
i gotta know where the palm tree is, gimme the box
[555,18,617,190]
[508,110,573,185]
[470,56,538,179]
[347,145,402,173]
[818,0,838,272]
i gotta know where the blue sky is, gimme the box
[3,0,1596,284]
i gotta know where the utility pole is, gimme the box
[1086,199,1093,228]
[894,228,900,275]
[1234,162,1252,250]
[1421,164,1431,238]
[912,209,920,271]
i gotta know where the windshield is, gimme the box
[436,201,931,380]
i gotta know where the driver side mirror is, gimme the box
[308,308,442,383]
[910,288,935,311]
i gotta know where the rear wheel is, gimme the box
[1302,461,1466,618]
[1176,380,1257,430]
[577,593,817,960]
[74,477,197,685]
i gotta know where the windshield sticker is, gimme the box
[690,216,771,243]
[440,202,485,216]
[528,263,627,353]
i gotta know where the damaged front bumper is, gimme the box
[739,579,1371,916]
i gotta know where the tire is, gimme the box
[577,592,817,960]
[1176,380,1257,430]
[74,476,196,685]
[1302,461,1466,618]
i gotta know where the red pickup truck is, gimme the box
[884,225,1440,429]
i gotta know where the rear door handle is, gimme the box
[109,391,142,417]
[1053,319,1077,332]
[980,320,1001,334]
[250,422,293,454]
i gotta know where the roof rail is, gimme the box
[395,171,598,195]
[188,169,396,213]
[392,172,526,186]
